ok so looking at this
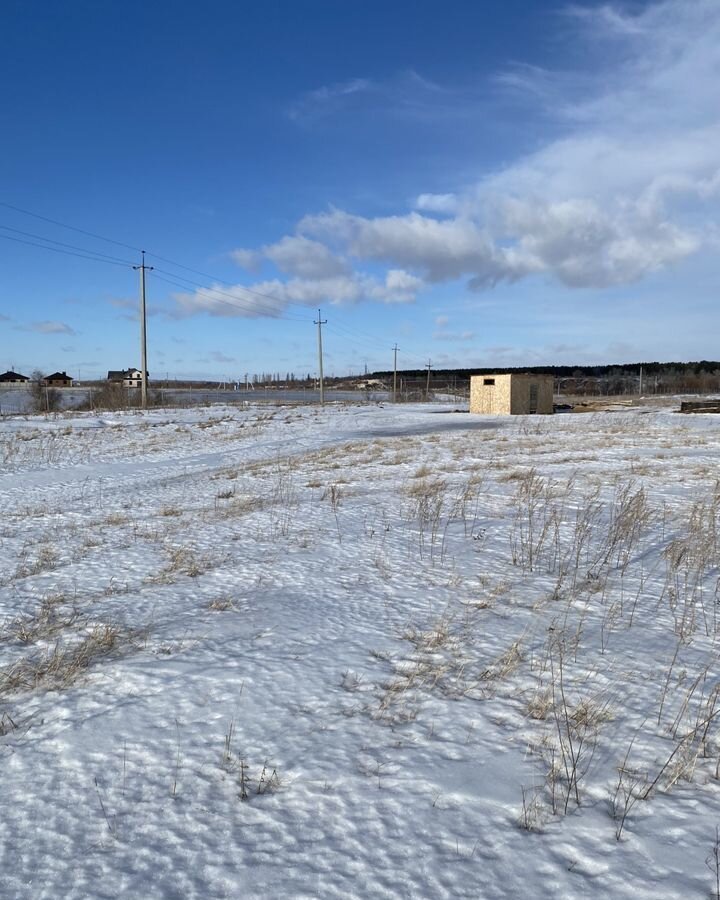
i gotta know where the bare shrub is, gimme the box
[611,735,648,840]
[29,371,62,413]
[545,637,608,813]
[509,469,556,573]
[598,481,653,572]
[405,477,447,558]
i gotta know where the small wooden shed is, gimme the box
[470,373,554,415]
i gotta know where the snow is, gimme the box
[2,401,720,898]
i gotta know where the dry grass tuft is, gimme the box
[527,688,553,721]
[208,597,236,612]
[412,464,433,479]
[164,547,207,579]
[15,544,60,579]
[0,623,136,694]
[3,594,80,645]
[214,496,263,519]
[103,513,128,526]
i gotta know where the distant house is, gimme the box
[0,370,29,383]
[107,368,147,388]
[470,373,554,415]
[43,371,73,388]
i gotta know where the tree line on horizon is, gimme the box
[369,361,720,397]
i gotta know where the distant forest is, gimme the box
[369,361,720,396]
[373,361,720,378]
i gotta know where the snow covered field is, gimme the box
[2,401,720,899]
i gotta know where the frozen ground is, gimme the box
[2,401,720,898]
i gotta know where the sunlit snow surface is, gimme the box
[1,401,720,899]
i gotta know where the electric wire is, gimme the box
[0,224,135,266]
[151,267,309,320]
[0,201,141,253]
[150,271,311,323]
[0,232,134,267]
[325,321,429,368]
[0,200,435,369]
[1,201,324,321]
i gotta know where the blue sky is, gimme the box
[1,0,718,380]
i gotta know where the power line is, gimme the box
[325,321,429,368]
[0,201,141,253]
[0,231,134,267]
[151,266,304,319]
[0,199,435,366]
[0,213,321,342]
[149,258,432,363]
[0,224,135,266]
[150,270,310,322]
[1,199,308,315]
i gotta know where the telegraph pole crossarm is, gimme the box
[132,250,154,410]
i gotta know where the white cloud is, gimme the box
[299,209,508,283]
[288,78,373,123]
[288,70,486,128]
[173,269,422,318]
[480,195,700,288]
[230,248,262,272]
[173,282,286,319]
[267,236,348,278]
[209,351,236,363]
[176,1,720,319]
[232,235,349,279]
[292,0,720,291]
[415,193,459,214]
[24,321,76,335]
[432,329,475,342]
[109,296,167,320]
[384,269,424,297]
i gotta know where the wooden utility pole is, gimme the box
[133,251,153,409]
[425,359,433,400]
[314,308,327,405]
[392,344,399,402]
